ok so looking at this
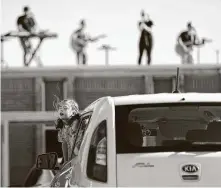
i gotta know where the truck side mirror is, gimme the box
[36,152,58,170]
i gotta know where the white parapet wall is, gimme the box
[2,64,221,78]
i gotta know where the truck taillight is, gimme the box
[95,137,107,166]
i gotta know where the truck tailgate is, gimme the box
[116,152,221,187]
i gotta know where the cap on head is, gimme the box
[80,19,85,27]
[187,21,192,29]
[23,6,30,12]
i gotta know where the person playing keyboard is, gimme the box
[17,6,42,67]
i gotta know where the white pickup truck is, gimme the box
[36,93,221,187]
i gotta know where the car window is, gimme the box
[71,114,91,158]
[115,103,221,153]
[87,120,107,182]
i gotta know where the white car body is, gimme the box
[47,93,221,187]
[34,170,54,187]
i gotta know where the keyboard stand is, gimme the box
[1,36,9,68]
[25,37,44,67]
[1,30,57,67]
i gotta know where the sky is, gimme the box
[1,0,221,67]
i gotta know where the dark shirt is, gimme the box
[138,20,154,45]
[145,20,154,28]
[17,15,36,32]
[179,31,196,48]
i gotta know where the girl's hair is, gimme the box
[53,96,79,115]
[54,97,80,129]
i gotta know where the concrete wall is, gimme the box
[2,65,221,111]
[1,64,221,185]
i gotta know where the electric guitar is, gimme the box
[71,34,107,52]
[175,38,212,57]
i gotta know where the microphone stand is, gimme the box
[98,44,116,66]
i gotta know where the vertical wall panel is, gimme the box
[1,78,36,111]
[45,80,64,111]
[153,77,173,93]
[9,122,37,186]
[184,74,221,93]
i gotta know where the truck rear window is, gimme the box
[115,103,221,153]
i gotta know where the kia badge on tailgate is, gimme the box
[180,163,201,181]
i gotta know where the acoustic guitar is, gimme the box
[71,34,107,52]
[175,38,212,57]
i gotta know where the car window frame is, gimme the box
[86,119,107,183]
[70,111,93,158]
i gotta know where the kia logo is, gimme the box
[182,164,199,173]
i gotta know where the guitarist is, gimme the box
[70,19,91,65]
[176,22,207,64]
[70,19,106,65]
